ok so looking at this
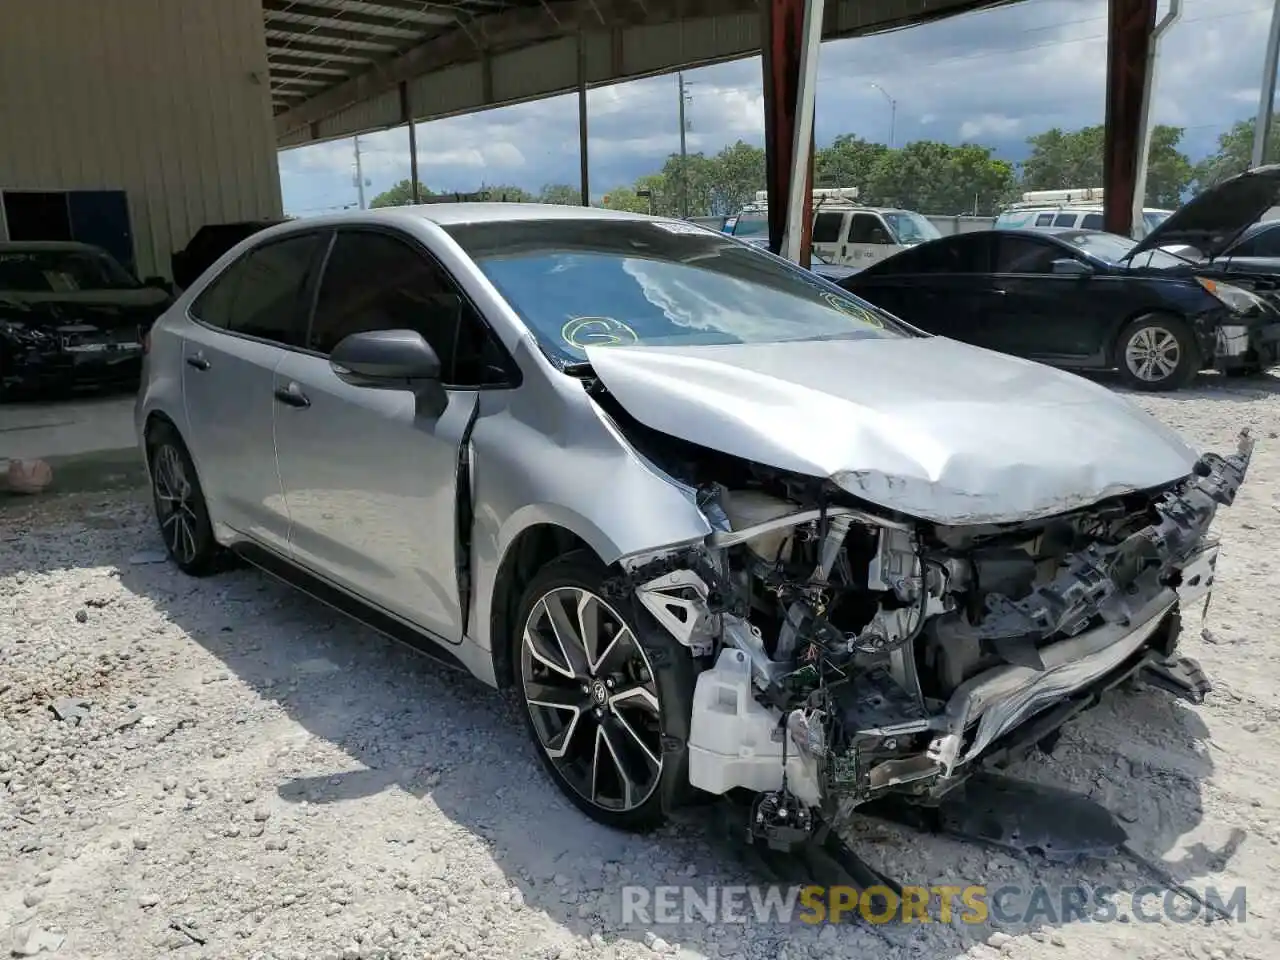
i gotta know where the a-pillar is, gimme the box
[1102,0,1156,236]
[761,0,820,268]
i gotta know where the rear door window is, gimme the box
[1034,213,1055,226]
[191,233,324,347]
[1052,213,1079,227]
[1081,213,1104,230]
[812,212,844,244]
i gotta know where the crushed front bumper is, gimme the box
[927,588,1179,777]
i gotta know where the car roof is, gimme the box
[335,203,659,228]
[0,240,105,253]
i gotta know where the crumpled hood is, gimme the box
[585,336,1199,525]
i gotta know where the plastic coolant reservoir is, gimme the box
[719,489,797,561]
[687,647,821,806]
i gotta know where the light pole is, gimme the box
[870,82,897,149]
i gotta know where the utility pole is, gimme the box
[677,73,691,217]
[353,135,367,209]
[1254,0,1280,167]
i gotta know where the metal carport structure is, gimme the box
[0,0,1160,276]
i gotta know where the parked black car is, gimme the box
[170,219,284,291]
[0,241,172,398]
[837,224,1280,391]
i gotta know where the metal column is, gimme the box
[1102,0,1156,237]
[1252,0,1280,167]
[762,0,821,268]
[399,81,421,203]
[578,32,591,206]
[1131,0,1180,236]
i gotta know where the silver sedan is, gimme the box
[136,204,1253,845]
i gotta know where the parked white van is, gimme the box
[729,187,942,270]
[994,188,1173,238]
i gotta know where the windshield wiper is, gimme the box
[562,360,595,377]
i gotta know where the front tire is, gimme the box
[513,552,695,831]
[1115,314,1199,391]
[147,423,220,576]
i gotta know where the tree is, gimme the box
[369,179,432,207]
[1021,124,1192,207]
[601,187,651,213]
[474,183,533,202]
[1193,117,1280,191]
[814,135,889,198]
[866,141,1016,215]
[538,183,582,205]
[707,140,765,216]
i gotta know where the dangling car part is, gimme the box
[584,331,1253,855]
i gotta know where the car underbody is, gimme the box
[601,406,1254,862]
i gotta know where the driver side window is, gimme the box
[848,213,891,245]
[993,236,1062,275]
[308,230,512,387]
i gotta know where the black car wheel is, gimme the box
[1116,315,1199,391]
[515,552,695,831]
[147,423,220,576]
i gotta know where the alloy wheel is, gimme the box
[1124,326,1181,383]
[152,444,199,565]
[521,586,664,812]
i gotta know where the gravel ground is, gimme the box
[2,372,1279,960]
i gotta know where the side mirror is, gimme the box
[329,329,449,417]
[143,276,174,295]
[1051,258,1093,277]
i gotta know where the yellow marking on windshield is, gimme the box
[561,316,640,349]
[821,291,883,328]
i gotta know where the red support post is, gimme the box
[761,0,814,268]
[1102,0,1156,236]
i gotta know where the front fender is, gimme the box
[467,365,713,654]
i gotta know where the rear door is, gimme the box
[846,233,993,340]
[180,231,326,552]
[273,226,515,641]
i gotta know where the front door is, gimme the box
[180,231,326,553]
[844,212,897,269]
[985,235,1101,361]
[273,227,512,642]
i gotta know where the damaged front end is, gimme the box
[610,430,1254,841]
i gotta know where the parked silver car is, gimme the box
[136,205,1253,850]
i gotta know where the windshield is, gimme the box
[0,248,138,293]
[445,219,910,365]
[1059,231,1187,269]
[731,212,769,239]
[882,211,942,245]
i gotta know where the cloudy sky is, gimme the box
[278,0,1272,215]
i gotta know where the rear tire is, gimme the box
[513,551,696,831]
[146,422,220,576]
[1115,314,1199,391]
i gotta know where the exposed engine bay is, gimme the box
[602,396,1254,844]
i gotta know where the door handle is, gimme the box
[185,354,210,371]
[273,382,311,409]
[986,287,1007,296]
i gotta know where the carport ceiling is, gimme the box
[267,0,1020,144]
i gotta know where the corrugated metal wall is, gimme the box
[0,0,283,279]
